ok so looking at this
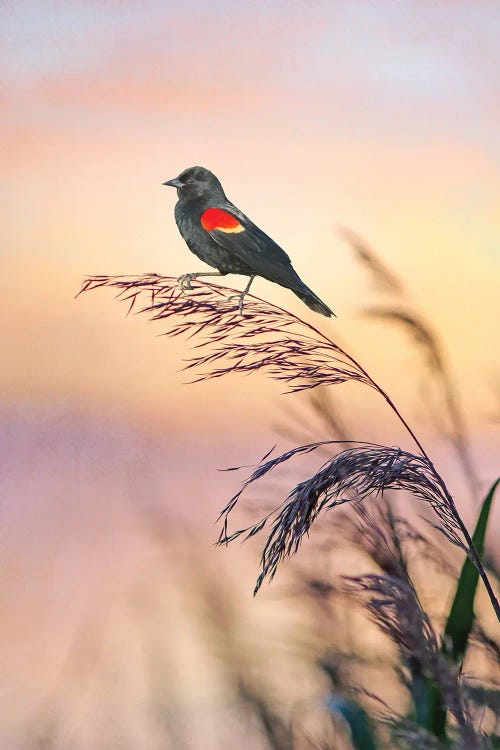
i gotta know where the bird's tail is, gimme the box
[293,285,335,318]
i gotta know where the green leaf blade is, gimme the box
[444,477,498,663]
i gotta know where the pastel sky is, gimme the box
[1,0,499,471]
[2,4,500,741]
[2,0,499,434]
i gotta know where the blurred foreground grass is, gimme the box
[1,231,498,749]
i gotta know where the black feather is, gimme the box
[167,166,335,318]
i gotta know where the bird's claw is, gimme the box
[225,293,246,316]
[177,273,196,291]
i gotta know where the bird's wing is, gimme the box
[200,203,304,288]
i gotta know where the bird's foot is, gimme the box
[177,273,197,291]
[225,276,255,316]
[225,292,247,316]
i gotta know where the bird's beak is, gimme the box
[162,177,183,189]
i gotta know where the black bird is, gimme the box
[163,166,334,317]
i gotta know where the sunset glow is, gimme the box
[1,3,499,746]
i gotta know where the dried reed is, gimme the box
[78,274,499,621]
[339,227,479,503]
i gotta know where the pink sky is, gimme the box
[2,1,499,425]
[2,0,498,474]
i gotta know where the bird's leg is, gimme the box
[238,275,256,314]
[177,271,223,291]
[226,275,256,315]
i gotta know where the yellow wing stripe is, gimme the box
[215,224,245,233]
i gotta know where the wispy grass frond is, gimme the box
[365,303,478,500]
[364,308,444,373]
[363,305,473,451]
[338,227,405,295]
[386,717,482,750]
[79,273,499,621]
[346,574,486,748]
[217,442,466,594]
[79,274,368,393]
[340,224,479,502]
[345,573,440,670]
[347,501,457,579]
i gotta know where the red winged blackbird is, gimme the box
[163,166,334,317]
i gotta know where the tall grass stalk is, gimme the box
[79,273,499,622]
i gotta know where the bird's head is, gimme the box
[163,166,224,201]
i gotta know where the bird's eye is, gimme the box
[186,177,194,184]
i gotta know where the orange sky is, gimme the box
[1,1,499,517]
[2,2,499,433]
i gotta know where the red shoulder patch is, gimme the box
[201,208,245,233]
